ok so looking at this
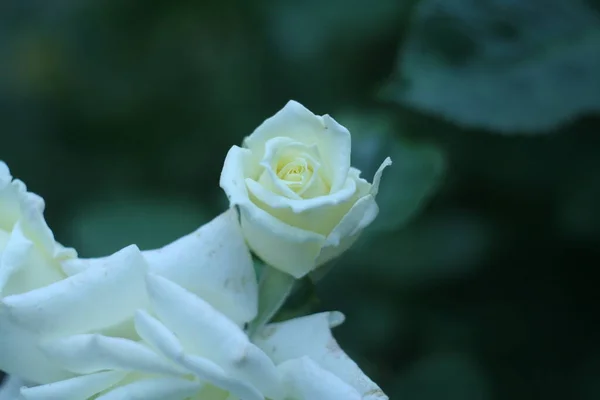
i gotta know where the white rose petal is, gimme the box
[20,371,127,400]
[278,357,361,400]
[2,245,148,337]
[0,161,79,383]
[94,378,201,400]
[40,334,186,376]
[178,355,263,400]
[143,208,257,325]
[0,314,72,384]
[18,269,386,400]
[0,375,26,400]
[244,101,352,193]
[19,275,272,400]
[62,208,258,326]
[0,244,148,384]
[144,273,283,399]
[220,101,391,277]
[0,162,76,297]
[254,312,389,400]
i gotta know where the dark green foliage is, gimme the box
[1,0,599,398]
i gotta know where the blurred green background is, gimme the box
[2,0,600,398]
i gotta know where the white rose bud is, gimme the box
[220,100,391,278]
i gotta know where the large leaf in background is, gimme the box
[385,0,600,133]
[65,194,209,257]
[339,111,445,232]
[391,353,491,400]
[265,0,402,61]
[336,210,495,289]
[578,354,600,400]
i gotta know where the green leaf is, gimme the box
[271,277,320,323]
[266,0,403,61]
[385,0,600,133]
[347,210,495,289]
[340,111,445,232]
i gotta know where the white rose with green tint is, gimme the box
[220,101,391,278]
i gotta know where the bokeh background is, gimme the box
[2,0,600,398]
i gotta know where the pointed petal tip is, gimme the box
[370,157,392,196]
[328,311,345,328]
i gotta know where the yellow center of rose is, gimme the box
[257,137,331,200]
[276,156,315,193]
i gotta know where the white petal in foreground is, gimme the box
[145,273,248,361]
[179,355,263,400]
[0,375,25,400]
[144,274,283,399]
[0,219,68,298]
[254,312,388,400]
[0,222,35,295]
[96,378,201,400]
[134,310,185,364]
[134,310,264,400]
[143,208,258,326]
[0,166,77,296]
[278,357,361,400]
[20,371,127,400]
[3,245,148,336]
[41,334,185,376]
[0,312,72,384]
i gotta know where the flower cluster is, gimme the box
[0,101,390,400]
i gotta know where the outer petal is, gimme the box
[0,171,76,296]
[0,311,72,384]
[16,184,76,268]
[181,356,263,400]
[221,145,324,278]
[278,357,361,400]
[134,311,264,400]
[254,312,388,400]
[145,274,283,399]
[239,206,323,278]
[0,375,25,400]
[0,163,22,231]
[245,176,357,234]
[316,158,392,266]
[314,230,361,268]
[0,222,64,296]
[0,222,35,294]
[243,101,351,192]
[142,208,257,325]
[2,245,148,336]
[41,334,186,376]
[20,371,127,400]
[144,273,247,360]
[95,378,201,400]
